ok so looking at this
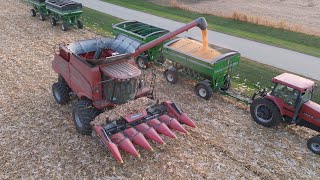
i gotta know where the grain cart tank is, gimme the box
[112,21,170,69]
[163,37,240,100]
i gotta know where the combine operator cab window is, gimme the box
[272,84,299,106]
[104,78,138,104]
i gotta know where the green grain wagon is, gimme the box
[112,21,170,69]
[162,37,240,100]
[28,0,48,21]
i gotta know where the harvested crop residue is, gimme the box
[1,0,319,179]
[169,38,221,61]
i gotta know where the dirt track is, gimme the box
[0,0,319,179]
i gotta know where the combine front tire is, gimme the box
[31,9,36,17]
[195,82,213,100]
[307,136,320,155]
[164,67,178,84]
[72,100,101,135]
[250,98,281,127]
[39,13,45,21]
[52,82,70,105]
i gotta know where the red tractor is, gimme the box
[250,73,320,154]
[51,18,207,162]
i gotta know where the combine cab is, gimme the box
[250,73,320,154]
[52,17,207,162]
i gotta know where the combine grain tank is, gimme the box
[112,21,170,69]
[163,37,240,100]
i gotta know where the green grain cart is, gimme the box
[163,37,240,100]
[112,21,170,69]
[28,0,48,20]
[45,0,83,31]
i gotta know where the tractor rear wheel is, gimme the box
[50,16,57,26]
[52,82,70,105]
[39,13,45,21]
[72,100,101,135]
[61,22,68,31]
[76,20,83,29]
[195,82,213,100]
[31,9,36,17]
[164,67,178,84]
[307,136,320,154]
[250,98,281,127]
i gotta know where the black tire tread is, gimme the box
[52,82,70,105]
[307,136,320,155]
[250,98,281,127]
[195,83,213,100]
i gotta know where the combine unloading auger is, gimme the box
[93,101,197,163]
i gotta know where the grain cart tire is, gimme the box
[61,22,68,31]
[157,54,166,64]
[76,20,83,29]
[136,56,148,69]
[195,81,213,100]
[52,82,70,105]
[72,100,101,135]
[39,13,46,21]
[164,67,178,84]
[221,76,231,91]
[250,98,281,127]
[50,16,57,26]
[307,136,320,155]
[31,9,36,17]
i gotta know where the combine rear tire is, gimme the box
[76,20,83,29]
[61,22,68,31]
[250,98,281,127]
[164,67,178,84]
[39,13,45,21]
[31,9,36,17]
[195,82,213,100]
[307,136,320,155]
[72,100,101,135]
[52,82,70,105]
[50,16,57,26]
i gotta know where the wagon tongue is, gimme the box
[93,101,197,162]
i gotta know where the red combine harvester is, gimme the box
[52,17,207,162]
[250,73,320,154]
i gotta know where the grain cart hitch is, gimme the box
[93,101,196,163]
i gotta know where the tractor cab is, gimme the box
[269,73,315,112]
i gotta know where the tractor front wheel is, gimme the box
[72,100,101,135]
[76,20,83,29]
[164,67,178,84]
[39,13,45,21]
[307,136,320,154]
[31,9,36,17]
[50,16,57,26]
[52,82,70,105]
[61,22,68,31]
[250,98,281,127]
[195,82,213,100]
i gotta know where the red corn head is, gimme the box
[158,114,188,134]
[148,119,177,139]
[135,123,165,144]
[111,132,140,157]
[124,128,153,151]
[94,126,123,163]
[179,113,197,128]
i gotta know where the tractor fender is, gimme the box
[196,80,211,88]
[265,96,284,115]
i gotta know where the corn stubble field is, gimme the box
[0,1,319,179]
